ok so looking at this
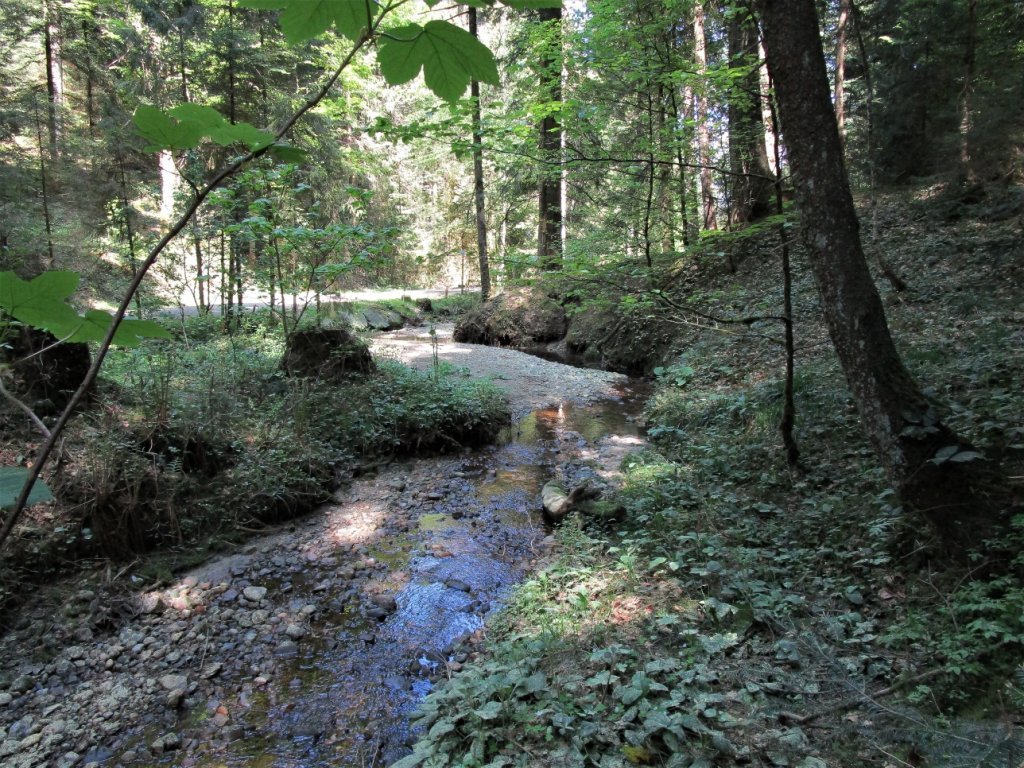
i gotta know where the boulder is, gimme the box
[281,327,374,380]
[454,287,567,347]
[360,308,404,331]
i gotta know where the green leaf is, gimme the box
[268,143,307,162]
[378,21,499,103]
[135,104,275,152]
[0,467,54,510]
[238,0,377,43]
[500,0,562,8]
[0,271,84,338]
[518,670,547,695]
[65,310,172,348]
[473,700,504,721]
[133,105,205,152]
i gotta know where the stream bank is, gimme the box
[0,326,648,768]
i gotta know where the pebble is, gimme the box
[273,641,299,658]
[159,674,188,691]
[242,586,267,602]
[284,624,306,640]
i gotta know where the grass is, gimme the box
[399,187,1024,767]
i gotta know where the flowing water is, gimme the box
[160,383,646,768]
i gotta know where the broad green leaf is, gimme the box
[268,143,307,162]
[0,466,54,510]
[136,104,274,152]
[238,0,377,43]
[133,105,205,152]
[167,103,228,130]
[208,122,275,150]
[378,21,499,103]
[518,670,547,694]
[500,0,562,7]
[65,310,172,347]
[0,271,85,338]
[472,700,504,721]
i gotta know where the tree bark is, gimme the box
[537,7,562,270]
[468,6,490,300]
[757,0,1006,549]
[43,0,63,153]
[835,0,850,144]
[727,2,773,224]
[694,1,717,231]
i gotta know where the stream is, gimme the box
[160,360,647,766]
[0,333,648,768]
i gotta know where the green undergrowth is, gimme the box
[0,310,508,604]
[399,191,1024,767]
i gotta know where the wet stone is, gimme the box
[273,641,299,658]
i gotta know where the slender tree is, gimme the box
[468,5,491,299]
[693,0,717,231]
[757,0,1006,549]
[536,6,562,270]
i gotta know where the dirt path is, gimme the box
[0,330,644,768]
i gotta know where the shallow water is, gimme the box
[167,383,647,768]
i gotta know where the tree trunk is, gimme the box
[468,6,490,300]
[694,1,717,231]
[835,0,850,145]
[959,0,977,183]
[537,7,562,270]
[727,3,773,224]
[43,0,63,153]
[757,0,1006,549]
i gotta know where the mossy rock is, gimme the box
[361,308,404,331]
[453,287,567,347]
[282,327,374,380]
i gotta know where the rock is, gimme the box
[370,594,398,613]
[361,308,404,331]
[273,641,299,658]
[81,745,113,764]
[11,675,33,694]
[200,662,223,680]
[453,287,567,347]
[284,624,306,640]
[166,689,186,709]
[445,579,472,593]
[162,732,181,751]
[159,674,188,692]
[0,692,12,706]
[242,586,267,603]
[282,327,374,380]
[19,732,43,749]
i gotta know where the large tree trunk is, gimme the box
[537,7,562,270]
[727,2,773,224]
[757,0,1006,550]
[468,6,491,300]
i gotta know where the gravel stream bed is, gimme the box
[0,328,643,768]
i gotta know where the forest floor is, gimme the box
[0,327,642,768]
